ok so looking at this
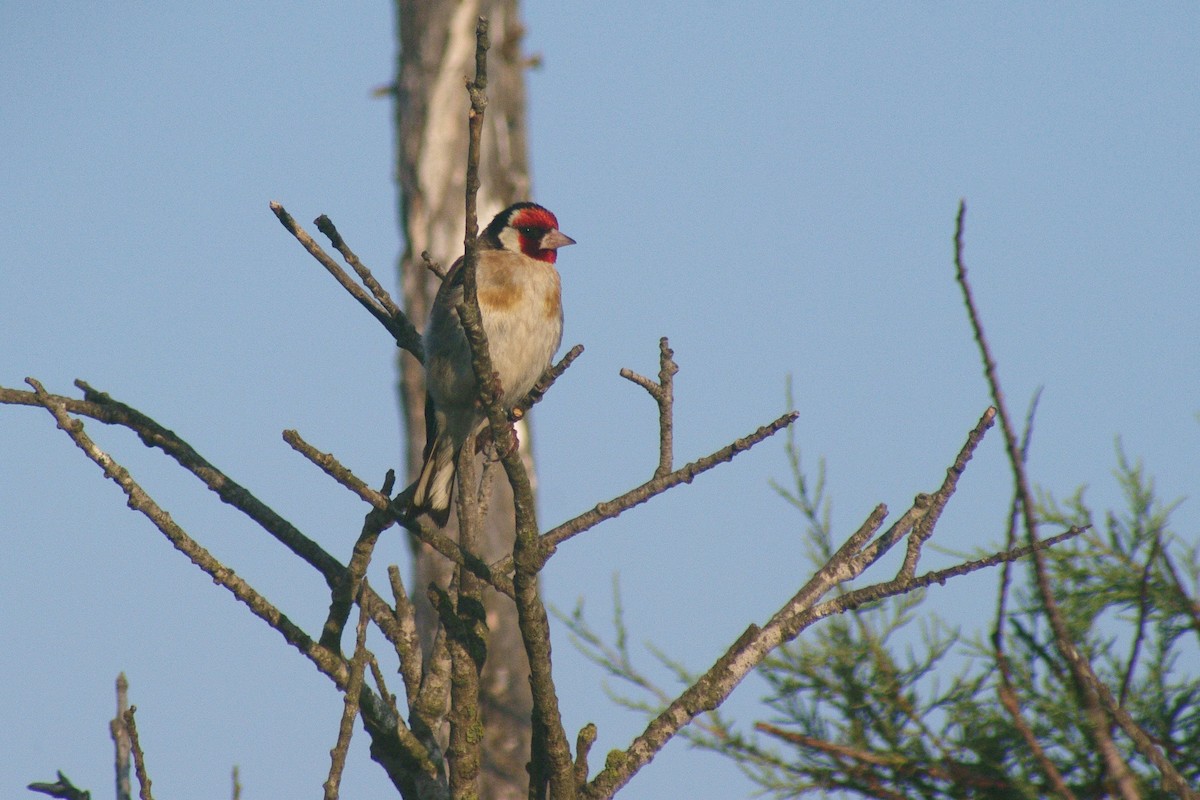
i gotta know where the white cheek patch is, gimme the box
[498,227,523,253]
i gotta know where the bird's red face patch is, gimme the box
[509,206,563,263]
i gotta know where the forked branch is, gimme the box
[620,336,679,478]
[581,408,1083,799]
[270,201,423,358]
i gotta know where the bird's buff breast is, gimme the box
[426,256,563,411]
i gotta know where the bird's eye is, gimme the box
[518,226,539,237]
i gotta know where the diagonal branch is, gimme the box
[898,406,996,578]
[281,426,514,598]
[1,380,416,653]
[13,379,440,794]
[122,707,153,800]
[315,214,403,318]
[582,410,1011,799]
[513,343,585,421]
[490,411,799,576]
[270,201,423,359]
[320,471,397,652]
[25,378,350,686]
[988,390,1077,800]
[324,581,371,800]
[953,201,1197,800]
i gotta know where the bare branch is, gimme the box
[283,429,385,507]
[324,582,371,800]
[988,391,1078,800]
[28,772,91,800]
[314,213,402,317]
[511,411,800,572]
[812,528,1086,619]
[581,409,1025,799]
[122,707,154,800]
[512,344,585,420]
[619,337,678,478]
[10,379,442,794]
[387,565,425,709]
[421,250,447,280]
[110,673,131,800]
[899,406,996,578]
[953,202,1196,799]
[270,201,423,358]
[16,380,349,590]
[24,378,350,686]
[320,472,397,651]
[1119,534,1160,706]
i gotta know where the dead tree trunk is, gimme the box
[393,3,534,797]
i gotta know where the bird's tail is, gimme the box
[410,431,457,527]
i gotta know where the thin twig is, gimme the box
[1119,534,1160,707]
[320,471,396,650]
[24,378,350,686]
[993,388,1041,647]
[123,707,154,800]
[270,201,423,358]
[422,250,447,280]
[899,406,996,578]
[988,390,1076,799]
[111,673,131,800]
[283,429,383,507]
[315,214,403,317]
[619,337,678,478]
[27,772,91,800]
[512,344,585,420]
[953,202,1195,799]
[807,528,1086,620]
[501,411,799,574]
[324,582,372,800]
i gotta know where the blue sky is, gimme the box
[2,3,1197,799]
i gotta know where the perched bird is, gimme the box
[410,202,574,526]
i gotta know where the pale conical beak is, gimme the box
[540,229,576,250]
